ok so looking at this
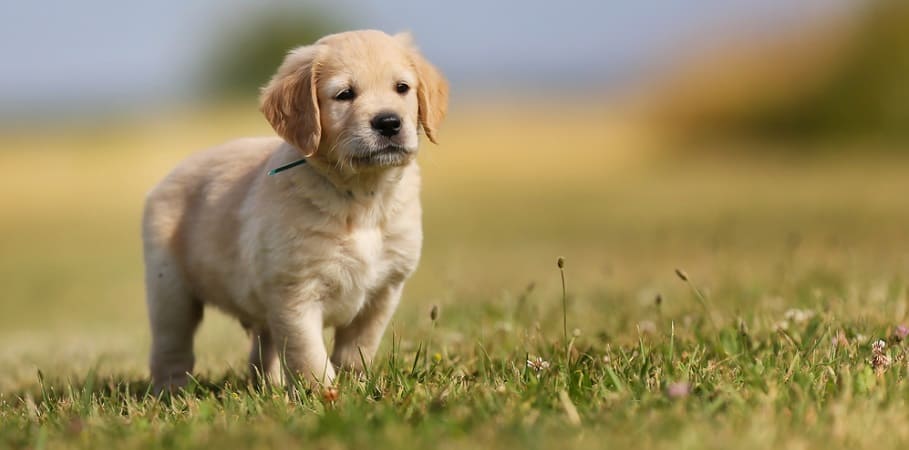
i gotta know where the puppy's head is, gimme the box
[260,30,448,171]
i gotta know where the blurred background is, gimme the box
[2,0,907,386]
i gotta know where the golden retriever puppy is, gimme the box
[142,30,448,392]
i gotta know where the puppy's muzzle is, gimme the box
[371,112,402,137]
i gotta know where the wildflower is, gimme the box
[783,309,815,324]
[895,324,909,341]
[557,257,565,269]
[65,417,84,436]
[638,320,657,335]
[430,304,439,322]
[871,339,892,376]
[526,356,551,372]
[666,381,691,399]
[432,352,442,363]
[831,330,849,348]
[322,386,340,403]
[872,339,886,353]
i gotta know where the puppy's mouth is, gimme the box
[350,145,412,167]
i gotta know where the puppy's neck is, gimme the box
[304,153,408,199]
[270,144,414,210]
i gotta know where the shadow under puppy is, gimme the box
[142,30,448,393]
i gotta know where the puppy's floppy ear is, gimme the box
[259,45,322,156]
[395,32,449,144]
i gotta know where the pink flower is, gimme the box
[895,325,909,340]
[666,381,690,399]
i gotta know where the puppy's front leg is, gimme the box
[332,282,403,372]
[267,302,335,386]
[248,329,282,385]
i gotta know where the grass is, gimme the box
[5,296,909,449]
[2,102,909,449]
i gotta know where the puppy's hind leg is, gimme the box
[145,247,202,394]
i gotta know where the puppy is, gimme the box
[142,30,448,392]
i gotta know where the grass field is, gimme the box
[2,103,909,449]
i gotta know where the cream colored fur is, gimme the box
[142,30,448,392]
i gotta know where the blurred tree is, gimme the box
[649,0,909,147]
[744,0,909,142]
[205,7,344,97]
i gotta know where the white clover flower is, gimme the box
[871,339,891,376]
[783,308,816,324]
[872,339,886,353]
[526,356,551,372]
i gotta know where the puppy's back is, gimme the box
[142,137,282,268]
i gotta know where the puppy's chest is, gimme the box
[304,221,412,325]
[316,225,400,325]
[337,226,387,284]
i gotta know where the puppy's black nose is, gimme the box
[371,113,402,137]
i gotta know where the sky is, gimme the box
[0,0,854,116]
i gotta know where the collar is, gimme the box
[267,158,307,176]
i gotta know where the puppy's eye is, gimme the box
[395,82,410,94]
[334,88,356,101]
